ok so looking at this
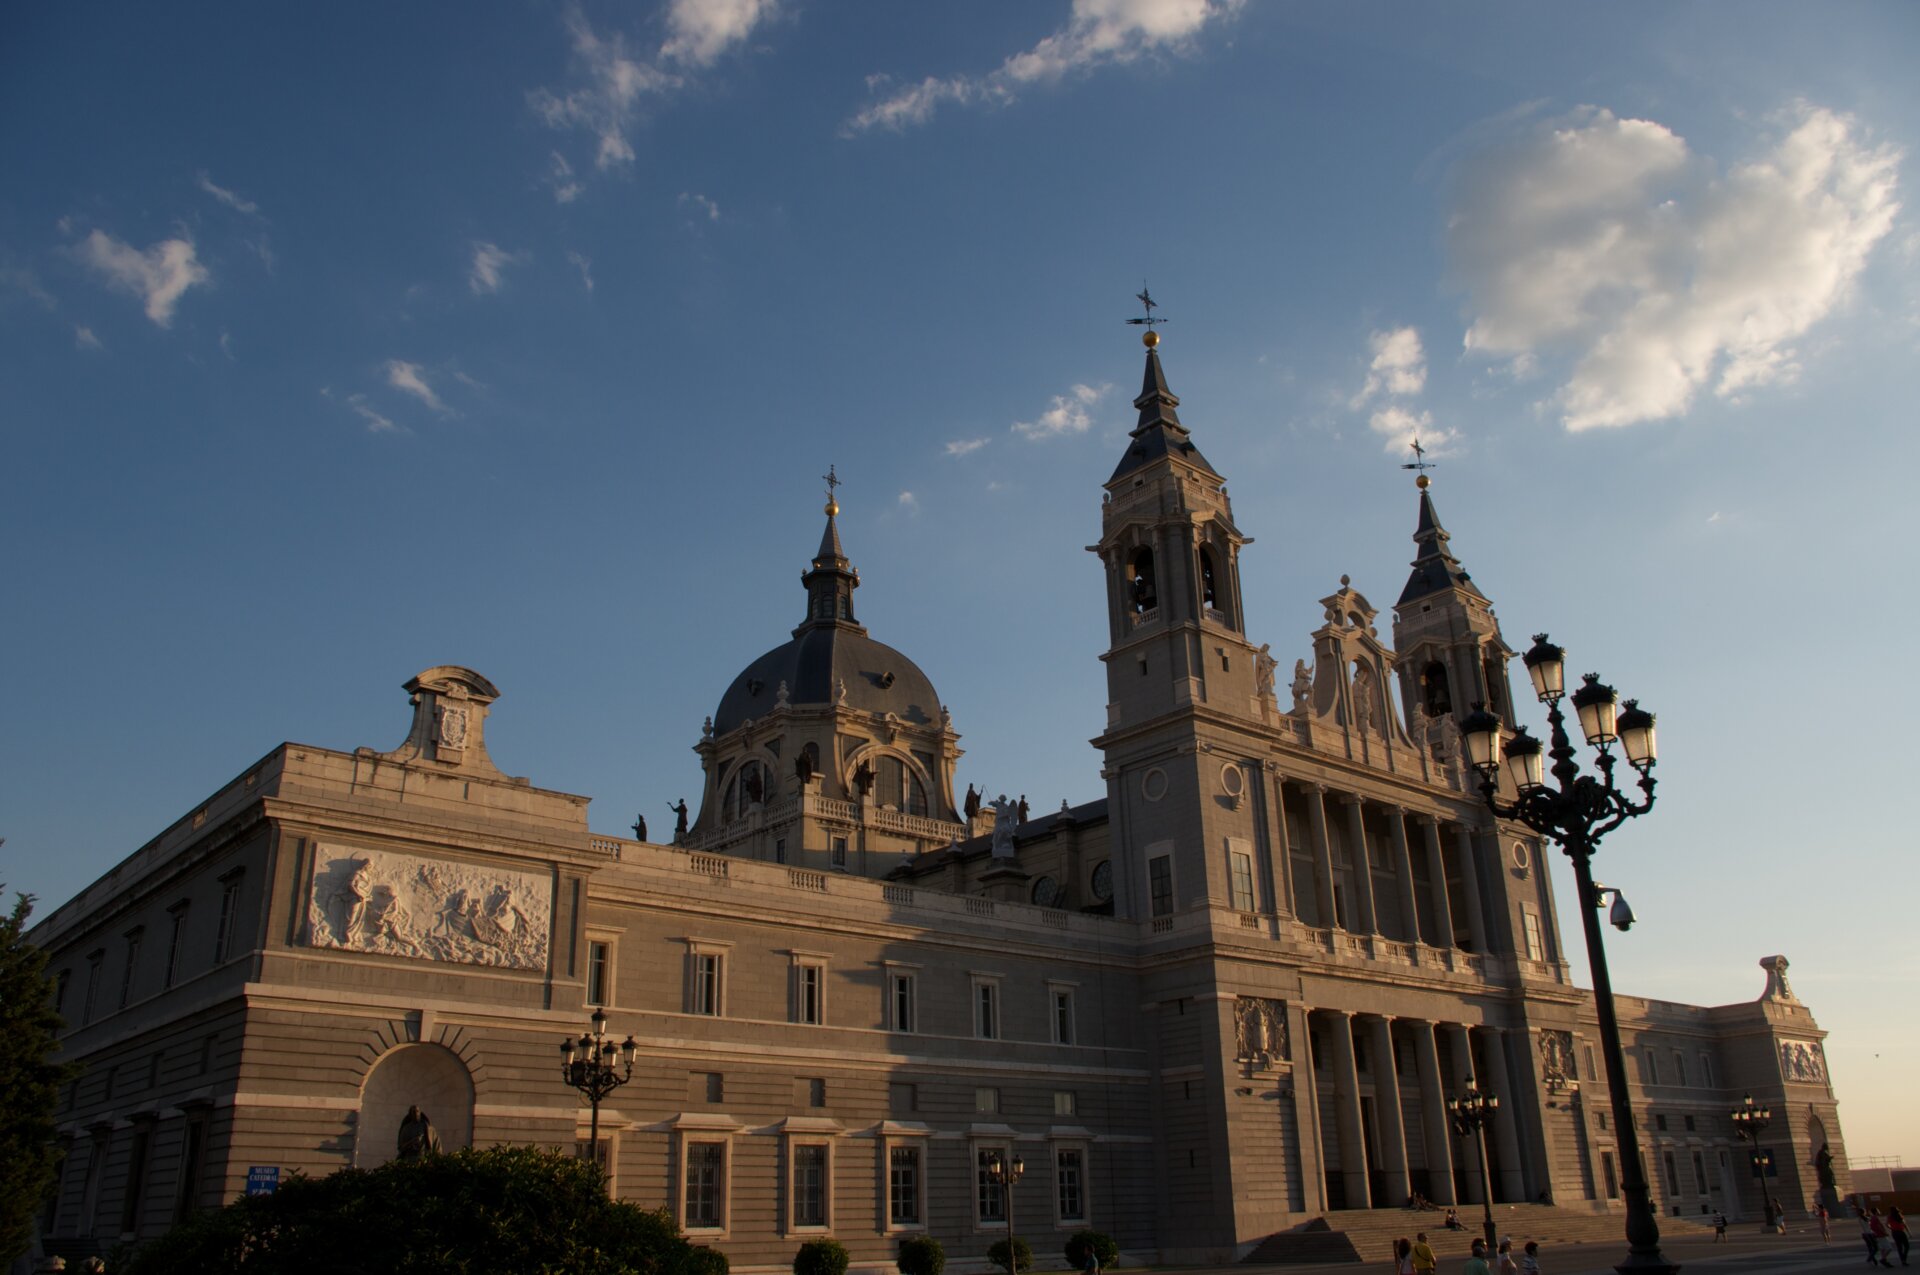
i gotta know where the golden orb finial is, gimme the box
[1416,473,1430,491]
[825,498,839,516]
[1142,329,1159,349]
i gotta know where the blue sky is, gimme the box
[4,2,1917,1160]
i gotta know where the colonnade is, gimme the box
[1295,1012,1530,1210]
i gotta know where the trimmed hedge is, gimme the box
[987,1236,1033,1275]
[896,1234,946,1275]
[794,1237,851,1275]
[1064,1230,1119,1272]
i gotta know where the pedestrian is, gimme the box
[1872,1209,1895,1267]
[1082,1242,1100,1275]
[1396,1237,1415,1275]
[1412,1232,1438,1275]
[1521,1241,1541,1275]
[1713,1212,1727,1243]
[1890,1208,1910,1266]
[1496,1237,1519,1275]
[1772,1197,1787,1235]
[1464,1239,1491,1275]
[1819,1204,1833,1244]
[1867,1209,1886,1265]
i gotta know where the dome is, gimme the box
[714,626,941,737]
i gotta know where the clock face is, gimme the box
[1091,860,1113,902]
[1030,875,1063,908]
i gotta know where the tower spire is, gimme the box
[1109,290,1217,483]
[1396,462,1485,606]
[800,466,862,632]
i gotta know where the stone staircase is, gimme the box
[1244,1204,1720,1265]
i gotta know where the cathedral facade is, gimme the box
[30,336,1849,1266]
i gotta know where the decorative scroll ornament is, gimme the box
[1235,997,1290,1065]
[307,845,551,970]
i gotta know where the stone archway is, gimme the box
[357,1042,475,1167]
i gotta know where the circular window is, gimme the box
[1030,875,1064,908]
[1090,860,1114,902]
[1220,763,1245,798]
[1511,841,1532,871]
[1141,768,1169,802]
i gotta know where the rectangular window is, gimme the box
[587,942,611,1006]
[889,1146,922,1226]
[1053,1091,1076,1117]
[692,953,723,1015]
[1521,909,1545,961]
[1663,1152,1680,1196]
[577,1136,612,1182]
[1692,1151,1709,1195]
[975,980,999,1040]
[54,969,70,1017]
[83,952,103,1024]
[1643,1048,1660,1086]
[889,1082,917,1114]
[1684,1115,1696,1133]
[1655,1114,1668,1131]
[1056,1149,1086,1222]
[796,964,824,1025]
[685,1142,725,1229]
[1148,855,1174,917]
[174,1120,206,1222]
[1602,1152,1619,1200]
[890,972,916,1032]
[164,904,188,989]
[701,1072,724,1103]
[774,837,787,864]
[1584,1043,1598,1082]
[831,837,849,869]
[213,876,241,963]
[119,928,144,1010]
[1700,1052,1715,1087]
[807,1077,827,1108]
[976,1149,1007,1223]
[1673,1050,1688,1087]
[121,1128,151,1233]
[792,1144,827,1229]
[974,1087,1000,1114]
[1229,851,1256,913]
[1052,988,1075,1045]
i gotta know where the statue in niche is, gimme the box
[1291,660,1313,711]
[397,1105,442,1160]
[795,750,814,785]
[963,784,981,821]
[1234,997,1289,1065]
[852,759,874,799]
[1351,664,1376,732]
[989,795,1017,857]
[1255,644,1278,699]
[744,767,764,804]
[668,798,689,843]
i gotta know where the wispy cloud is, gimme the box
[846,0,1243,135]
[567,251,595,292]
[897,490,920,514]
[1366,404,1456,456]
[531,3,779,197]
[468,241,523,295]
[0,263,56,309]
[385,360,450,414]
[74,325,102,351]
[197,172,261,216]
[1350,326,1426,407]
[944,437,990,458]
[1450,102,1901,430]
[74,230,209,327]
[1013,382,1109,440]
[678,191,721,222]
[323,387,401,435]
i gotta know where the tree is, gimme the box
[122,1145,725,1275]
[987,1236,1032,1275]
[0,887,74,1264]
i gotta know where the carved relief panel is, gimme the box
[1235,997,1291,1066]
[307,844,552,971]
[1780,1039,1828,1084]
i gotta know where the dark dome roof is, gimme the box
[714,625,941,736]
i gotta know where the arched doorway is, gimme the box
[357,1042,475,1167]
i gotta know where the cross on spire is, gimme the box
[822,464,841,503]
[1400,437,1437,482]
[1125,286,1167,331]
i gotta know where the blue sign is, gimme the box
[246,1166,280,1196]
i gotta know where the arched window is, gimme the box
[1127,548,1157,614]
[907,772,928,817]
[1483,652,1509,718]
[732,760,769,818]
[1199,546,1219,610]
[1420,661,1452,720]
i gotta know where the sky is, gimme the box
[3,2,1917,1161]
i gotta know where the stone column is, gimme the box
[1305,786,1338,931]
[1389,809,1421,945]
[1326,1011,1371,1207]
[1419,818,1455,949]
[1340,796,1378,935]
[1366,1016,1411,1205]
[1449,824,1490,955]
[1291,1002,1327,1212]
[1266,770,1295,918]
[1478,1027,1528,1202]
[1443,1023,1483,1204]
[1412,1021,1458,1204]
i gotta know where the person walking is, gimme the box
[1713,1213,1727,1242]
[1871,1209,1896,1266]
[1464,1239,1491,1275]
[1890,1207,1910,1266]
[1819,1203,1832,1244]
[1867,1209,1886,1264]
[1412,1232,1438,1275]
[1520,1241,1541,1275]
[1495,1237,1520,1275]
[1395,1237,1416,1275]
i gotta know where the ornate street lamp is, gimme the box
[560,1007,638,1179]
[1730,1094,1774,1228]
[1459,633,1675,1275]
[985,1150,1027,1275]
[1447,1080,1501,1252]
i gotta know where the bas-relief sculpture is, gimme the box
[1538,1029,1574,1089]
[1234,997,1290,1066]
[307,845,551,970]
[1780,1039,1828,1084]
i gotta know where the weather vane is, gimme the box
[822,463,841,514]
[1400,438,1437,487]
[1125,286,1168,332]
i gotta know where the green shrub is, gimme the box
[794,1237,851,1275]
[897,1234,946,1275]
[120,1145,710,1275]
[1064,1230,1119,1271]
[988,1236,1033,1274]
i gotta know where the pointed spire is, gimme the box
[800,467,862,632]
[1132,338,1184,435]
[1108,329,1218,484]
[1398,474,1486,606]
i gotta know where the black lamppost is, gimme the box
[560,1007,638,1174]
[1447,1079,1501,1252]
[1730,1094,1773,1228]
[985,1150,1026,1275]
[1459,634,1675,1275]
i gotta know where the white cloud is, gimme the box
[845,0,1242,135]
[529,8,679,174]
[1450,103,1901,430]
[346,393,398,434]
[1350,326,1426,406]
[197,172,260,216]
[897,490,919,514]
[1013,382,1109,440]
[662,0,778,67]
[75,230,209,327]
[679,191,721,222]
[1366,405,1457,456]
[74,325,102,351]
[468,241,522,295]
[567,250,595,292]
[549,152,582,204]
[385,360,449,413]
[944,437,990,458]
